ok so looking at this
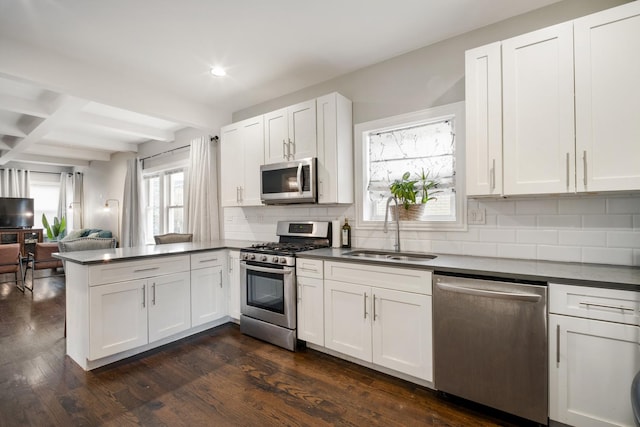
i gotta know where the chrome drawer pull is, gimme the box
[134,267,160,273]
[579,301,635,312]
[199,258,218,263]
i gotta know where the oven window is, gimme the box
[246,269,285,314]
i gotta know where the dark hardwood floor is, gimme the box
[0,273,532,427]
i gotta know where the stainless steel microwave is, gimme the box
[260,157,317,204]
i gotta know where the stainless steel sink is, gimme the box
[344,250,437,262]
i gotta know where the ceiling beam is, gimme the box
[23,143,111,162]
[13,153,90,168]
[41,135,139,153]
[0,93,49,118]
[0,95,88,165]
[0,122,26,138]
[75,111,175,142]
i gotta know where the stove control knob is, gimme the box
[249,254,256,260]
[280,258,288,264]
[272,256,279,263]
[261,255,267,262]
[241,253,247,260]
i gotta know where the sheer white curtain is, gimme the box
[71,172,84,229]
[0,169,31,197]
[56,172,69,222]
[121,158,145,247]
[185,136,219,242]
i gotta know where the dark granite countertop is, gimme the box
[298,248,640,291]
[53,240,253,265]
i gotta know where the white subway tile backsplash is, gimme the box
[607,197,640,214]
[497,215,536,228]
[558,198,606,214]
[463,242,497,257]
[223,194,640,266]
[537,245,582,263]
[559,230,606,247]
[516,199,558,215]
[607,232,640,249]
[582,215,633,230]
[582,247,633,266]
[517,230,558,245]
[537,215,582,228]
[478,229,516,243]
[497,244,536,260]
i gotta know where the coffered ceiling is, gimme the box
[0,0,563,167]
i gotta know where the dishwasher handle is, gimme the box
[436,281,542,303]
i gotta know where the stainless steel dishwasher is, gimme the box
[433,274,548,425]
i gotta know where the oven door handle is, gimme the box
[244,264,293,275]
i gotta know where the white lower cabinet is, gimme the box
[323,261,433,382]
[549,283,640,427]
[191,251,226,327]
[88,271,190,360]
[297,258,325,346]
[227,250,241,320]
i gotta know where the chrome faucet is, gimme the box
[384,196,401,252]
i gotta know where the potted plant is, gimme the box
[389,169,439,220]
[42,214,66,241]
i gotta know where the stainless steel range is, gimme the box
[240,220,331,351]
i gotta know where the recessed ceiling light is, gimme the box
[210,67,226,77]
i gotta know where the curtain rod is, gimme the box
[139,135,219,162]
[0,168,78,176]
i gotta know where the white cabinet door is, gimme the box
[316,93,353,204]
[575,1,640,192]
[220,123,244,207]
[264,100,316,163]
[89,279,148,360]
[191,265,225,327]
[288,99,316,160]
[297,275,324,346]
[372,288,432,382]
[264,108,289,164]
[148,272,191,342]
[324,280,372,361]
[240,116,264,206]
[465,42,503,196]
[549,314,640,427]
[227,250,241,320]
[502,22,575,195]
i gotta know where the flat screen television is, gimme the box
[0,197,35,228]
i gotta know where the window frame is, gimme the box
[142,165,186,244]
[354,101,467,232]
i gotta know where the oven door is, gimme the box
[240,261,296,329]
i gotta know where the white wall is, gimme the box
[223,0,640,266]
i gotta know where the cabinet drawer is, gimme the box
[324,261,432,295]
[549,283,640,325]
[191,251,224,270]
[296,258,323,279]
[88,255,189,286]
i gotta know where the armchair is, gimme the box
[23,242,64,293]
[0,243,24,291]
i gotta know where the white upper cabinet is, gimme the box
[316,92,353,204]
[465,42,503,197]
[502,22,575,195]
[220,116,264,207]
[574,1,640,192]
[264,100,316,163]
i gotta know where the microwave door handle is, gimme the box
[296,163,303,195]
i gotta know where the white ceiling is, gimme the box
[0,0,562,167]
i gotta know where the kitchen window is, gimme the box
[143,168,185,244]
[355,102,466,231]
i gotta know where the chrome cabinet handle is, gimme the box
[298,284,302,303]
[556,324,560,364]
[228,255,233,272]
[219,270,223,288]
[566,152,570,189]
[490,159,496,191]
[282,139,287,160]
[373,294,377,321]
[363,293,368,319]
[288,138,294,160]
[199,258,218,263]
[134,267,159,273]
[236,187,240,203]
[583,150,588,187]
[142,284,146,308]
[152,283,156,305]
[579,301,635,312]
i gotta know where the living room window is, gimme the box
[354,102,466,231]
[29,174,60,231]
[143,168,185,244]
